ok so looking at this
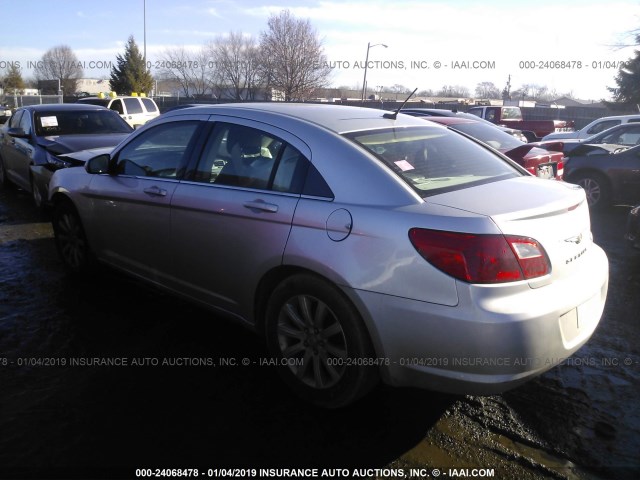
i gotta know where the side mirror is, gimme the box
[86,154,110,174]
[7,127,29,138]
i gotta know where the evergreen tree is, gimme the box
[3,63,26,94]
[609,33,640,105]
[110,36,153,95]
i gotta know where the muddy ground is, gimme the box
[0,185,638,480]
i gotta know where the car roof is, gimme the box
[78,96,146,100]
[420,117,477,126]
[162,103,430,134]
[593,114,640,122]
[20,103,111,112]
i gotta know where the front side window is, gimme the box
[18,110,32,135]
[115,121,201,178]
[601,125,640,146]
[8,110,24,129]
[344,126,520,197]
[109,99,124,114]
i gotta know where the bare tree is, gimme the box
[259,9,332,101]
[211,32,262,100]
[159,46,216,98]
[437,85,470,97]
[34,45,83,95]
[512,83,549,101]
[474,81,500,99]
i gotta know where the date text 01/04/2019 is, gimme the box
[518,60,628,69]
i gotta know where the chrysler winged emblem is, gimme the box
[565,233,583,244]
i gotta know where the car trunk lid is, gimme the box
[428,177,592,284]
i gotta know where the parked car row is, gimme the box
[535,121,640,210]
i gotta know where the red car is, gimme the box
[413,116,565,180]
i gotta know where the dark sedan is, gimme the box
[564,144,640,209]
[401,107,529,142]
[0,103,132,208]
[541,122,640,156]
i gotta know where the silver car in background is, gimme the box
[48,103,608,408]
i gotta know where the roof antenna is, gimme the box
[383,88,418,119]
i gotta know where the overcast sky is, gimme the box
[1,0,639,101]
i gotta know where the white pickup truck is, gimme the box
[542,114,640,141]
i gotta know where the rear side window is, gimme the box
[344,126,520,197]
[141,98,158,113]
[123,98,143,114]
[193,122,313,194]
[587,120,620,135]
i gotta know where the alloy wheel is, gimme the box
[55,208,87,271]
[577,177,602,207]
[276,294,348,389]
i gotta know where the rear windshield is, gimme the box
[448,122,523,151]
[344,126,520,197]
[77,98,110,107]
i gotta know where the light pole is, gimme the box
[143,0,147,68]
[361,42,387,103]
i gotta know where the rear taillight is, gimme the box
[408,229,551,284]
[556,159,564,179]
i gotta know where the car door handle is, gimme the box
[143,186,167,197]
[243,200,278,213]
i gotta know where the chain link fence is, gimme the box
[1,94,63,109]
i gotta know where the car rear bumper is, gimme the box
[349,243,609,395]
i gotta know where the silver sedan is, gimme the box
[48,103,609,408]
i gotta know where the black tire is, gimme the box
[573,172,611,210]
[30,175,46,211]
[52,200,94,275]
[265,274,378,408]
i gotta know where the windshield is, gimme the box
[449,122,524,151]
[35,110,133,136]
[344,126,520,197]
